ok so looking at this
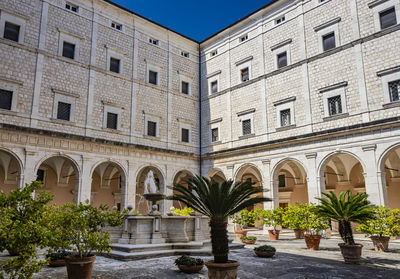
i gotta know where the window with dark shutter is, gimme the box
[110,57,120,73]
[242,119,251,135]
[57,102,71,121]
[181,81,189,94]
[322,32,336,51]
[0,89,13,110]
[149,71,158,85]
[211,128,219,142]
[380,7,397,29]
[278,174,286,187]
[241,67,249,82]
[211,80,218,94]
[36,169,45,182]
[389,80,400,102]
[107,112,118,129]
[277,52,288,69]
[62,41,75,59]
[280,109,291,127]
[147,121,157,137]
[328,95,342,116]
[4,22,20,42]
[181,128,189,143]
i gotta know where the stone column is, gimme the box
[305,152,322,203]
[163,165,174,215]
[362,144,388,206]
[261,159,276,209]
[125,160,137,209]
[78,156,93,204]
[23,148,39,187]
[226,165,234,180]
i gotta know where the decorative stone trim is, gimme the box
[104,44,128,56]
[101,100,125,109]
[383,101,400,109]
[235,56,253,66]
[51,88,80,98]
[236,108,255,116]
[318,81,348,93]
[314,17,341,32]
[206,70,221,79]
[322,112,349,122]
[368,0,390,8]
[270,39,292,51]
[377,65,400,76]
[57,28,85,40]
[0,76,23,86]
[0,7,29,20]
[208,117,222,125]
[362,144,377,151]
[226,165,234,170]
[273,96,296,106]
[238,133,255,140]
[275,124,296,132]
[305,153,317,159]
[262,159,270,165]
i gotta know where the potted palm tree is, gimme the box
[259,207,284,240]
[168,176,270,279]
[357,206,400,252]
[315,191,376,264]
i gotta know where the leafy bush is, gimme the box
[254,245,276,252]
[259,207,285,230]
[174,255,204,266]
[282,203,309,230]
[230,209,259,230]
[358,206,400,237]
[240,236,257,241]
[173,206,194,216]
[46,250,70,261]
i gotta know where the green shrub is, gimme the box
[259,207,285,230]
[230,209,259,230]
[240,236,257,241]
[254,245,276,252]
[358,206,400,237]
[174,255,204,266]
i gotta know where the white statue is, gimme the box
[144,170,158,194]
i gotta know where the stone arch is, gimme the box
[207,168,226,183]
[379,144,400,209]
[135,165,165,215]
[35,154,80,205]
[0,148,23,194]
[172,169,194,209]
[272,158,309,207]
[90,160,128,210]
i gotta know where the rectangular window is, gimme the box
[278,174,286,187]
[239,34,248,42]
[62,41,75,59]
[181,128,189,143]
[149,38,159,45]
[149,70,158,85]
[0,89,13,110]
[57,102,71,121]
[280,109,291,127]
[181,81,189,94]
[65,2,79,13]
[328,95,342,116]
[210,50,218,57]
[181,51,189,58]
[277,52,288,69]
[3,22,20,42]
[322,32,336,51]
[211,80,218,94]
[147,121,157,137]
[388,80,400,102]
[276,16,286,25]
[240,67,249,82]
[36,169,45,182]
[110,57,120,73]
[211,128,219,142]
[106,112,118,129]
[242,119,252,135]
[380,7,397,29]
[111,22,122,31]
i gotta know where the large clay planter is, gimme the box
[65,255,96,279]
[294,229,305,239]
[48,259,66,267]
[268,230,280,240]
[178,264,204,274]
[254,250,275,258]
[370,236,390,252]
[234,229,247,242]
[338,243,363,264]
[241,239,256,245]
[205,260,240,279]
[304,234,322,250]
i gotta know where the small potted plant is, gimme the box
[315,191,376,264]
[46,250,70,267]
[259,207,284,240]
[282,203,308,239]
[358,206,400,252]
[240,236,257,244]
[174,255,204,273]
[303,204,329,250]
[230,209,257,241]
[254,245,276,258]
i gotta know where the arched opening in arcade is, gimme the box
[172,170,193,209]
[381,145,400,209]
[0,149,21,194]
[35,155,79,205]
[207,169,226,183]
[272,159,308,209]
[135,166,165,215]
[90,161,127,210]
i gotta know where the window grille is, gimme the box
[389,80,400,102]
[181,128,189,143]
[0,89,13,110]
[278,174,286,187]
[107,112,118,129]
[322,32,336,51]
[4,22,20,42]
[57,102,71,121]
[111,22,122,30]
[65,3,78,12]
[241,67,249,82]
[380,7,397,29]
[211,128,219,142]
[328,95,342,116]
[62,42,75,59]
[110,57,120,73]
[147,121,157,137]
[280,109,291,127]
[277,52,288,68]
[242,119,251,135]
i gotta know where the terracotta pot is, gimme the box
[205,260,240,279]
[234,229,247,241]
[294,229,305,239]
[338,243,363,264]
[254,250,275,258]
[7,249,19,256]
[178,264,204,274]
[268,230,280,240]
[304,234,322,250]
[242,239,256,245]
[65,255,96,279]
[48,259,66,267]
[370,236,390,252]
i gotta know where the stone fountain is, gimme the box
[142,170,165,215]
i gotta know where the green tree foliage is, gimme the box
[283,203,329,234]
[358,206,400,237]
[230,209,260,229]
[258,207,285,230]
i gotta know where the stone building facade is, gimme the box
[0,0,399,213]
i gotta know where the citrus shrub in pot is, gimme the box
[254,245,276,258]
[168,175,270,279]
[59,202,125,279]
[303,203,329,250]
[174,255,204,274]
[315,191,376,264]
[230,209,258,241]
[259,207,284,240]
[357,206,400,252]
[282,203,308,239]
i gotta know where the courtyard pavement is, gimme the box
[26,231,400,278]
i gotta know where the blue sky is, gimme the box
[111,0,272,41]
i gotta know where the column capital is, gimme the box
[305,152,317,159]
[262,159,271,165]
[226,165,234,170]
[24,148,36,156]
[362,144,376,152]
